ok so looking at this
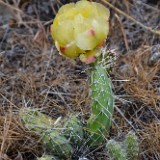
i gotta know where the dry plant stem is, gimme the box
[87,57,114,146]
[132,0,160,12]
[0,115,11,155]
[0,0,22,13]
[115,14,129,51]
[101,0,160,35]
[0,0,44,27]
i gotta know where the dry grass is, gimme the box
[0,0,160,159]
[114,45,160,106]
[140,122,160,159]
[0,113,42,159]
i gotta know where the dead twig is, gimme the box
[101,0,160,35]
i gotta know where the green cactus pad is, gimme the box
[41,130,73,158]
[20,108,73,159]
[20,108,53,132]
[87,58,114,146]
[62,115,83,145]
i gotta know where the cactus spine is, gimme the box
[87,56,114,146]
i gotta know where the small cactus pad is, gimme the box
[106,140,127,160]
[87,59,114,146]
[125,131,139,160]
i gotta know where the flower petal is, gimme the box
[94,2,110,20]
[92,18,109,45]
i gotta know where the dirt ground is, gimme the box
[0,0,160,159]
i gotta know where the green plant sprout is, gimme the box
[125,131,139,160]
[106,140,127,160]
[106,132,139,160]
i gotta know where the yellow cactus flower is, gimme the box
[50,0,110,64]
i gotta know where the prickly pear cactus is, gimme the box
[50,0,114,148]
[125,131,139,160]
[20,108,74,159]
[87,56,114,146]
[106,140,127,160]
